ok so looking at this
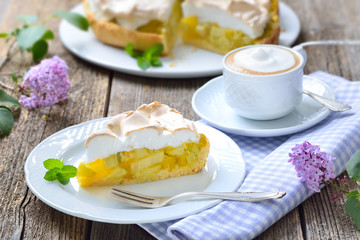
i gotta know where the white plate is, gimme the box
[24,120,245,223]
[192,75,335,137]
[58,2,300,78]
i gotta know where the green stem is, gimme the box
[328,181,350,194]
[41,15,56,25]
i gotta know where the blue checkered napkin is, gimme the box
[141,71,360,240]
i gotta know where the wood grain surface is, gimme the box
[0,0,359,239]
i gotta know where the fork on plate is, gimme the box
[110,188,286,208]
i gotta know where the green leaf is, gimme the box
[54,11,89,31]
[56,172,70,185]
[31,40,48,61]
[125,43,142,58]
[125,43,134,56]
[60,165,77,178]
[16,25,46,51]
[345,192,360,230]
[16,15,38,25]
[0,33,8,38]
[11,72,18,83]
[0,89,21,107]
[41,30,55,40]
[43,158,64,170]
[347,190,360,199]
[346,150,360,182]
[44,168,61,181]
[10,28,20,36]
[137,57,151,71]
[0,107,14,137]
[144,44,163,61]
[150,56,162,67]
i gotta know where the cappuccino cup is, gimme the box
[223,44,305,120]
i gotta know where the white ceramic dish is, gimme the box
[58,2,300,78]
[24,121,245,223]
[192,75,335,137]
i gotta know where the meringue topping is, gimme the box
[87,0,176,29]
[182,0,270,38]
[85,102,199,163]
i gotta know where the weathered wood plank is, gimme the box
[1,0,360,239]
[280,1,360,240]
[0,0,109,239]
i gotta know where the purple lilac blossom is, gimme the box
[288,141,335,192]
[19,56,70,108]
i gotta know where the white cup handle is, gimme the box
[292,45,307,64]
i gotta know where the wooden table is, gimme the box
[1,0,360,239]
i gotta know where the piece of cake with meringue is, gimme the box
[77,102,210,187]
[82,0,183,55]
[180,0,280,54]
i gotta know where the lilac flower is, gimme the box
[19,56,70,108]
[289,141,335,192]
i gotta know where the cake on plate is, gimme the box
[181,0,280,54]
[82,0,182,55]
[81,0,280,55]
[77,102,210,187]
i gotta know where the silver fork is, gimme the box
[110,188,286,208]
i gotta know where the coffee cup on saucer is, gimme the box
[223,44,306,120]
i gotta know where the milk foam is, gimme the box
[233,47,296,73]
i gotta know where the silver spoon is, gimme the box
[303,89,351,111]
[292,40,358,112]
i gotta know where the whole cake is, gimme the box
[77,102,210,187]
[81,0,279,55]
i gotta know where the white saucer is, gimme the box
[192,75,335,137]
[58,2,300,78]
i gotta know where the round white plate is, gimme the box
[58,2,300,78]
[192,75,335,137]
[24,120,245,223]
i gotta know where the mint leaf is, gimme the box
[54,11,89,31]
[16,15,38,25]
[43,158,64,170]
[150,56,162,67]
[61,165,77,178]
[125,43,142,58]
[56,172,70,185]
[32,40,48,61]
[44,167,61,181]
[125,43,164,70]
[16,25,46,51]
[125,43,134,56]
[346,150,360,182]
[137,57,151,70]
[0,89,21,107]
[0,33,8,38]
[144,43,163,61]
[43,158,77,185]
[0,107,14,137]
[345,192,360,230]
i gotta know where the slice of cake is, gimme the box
[82,0,183,55]
[180,0,280,54]
[77,102,210,187]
